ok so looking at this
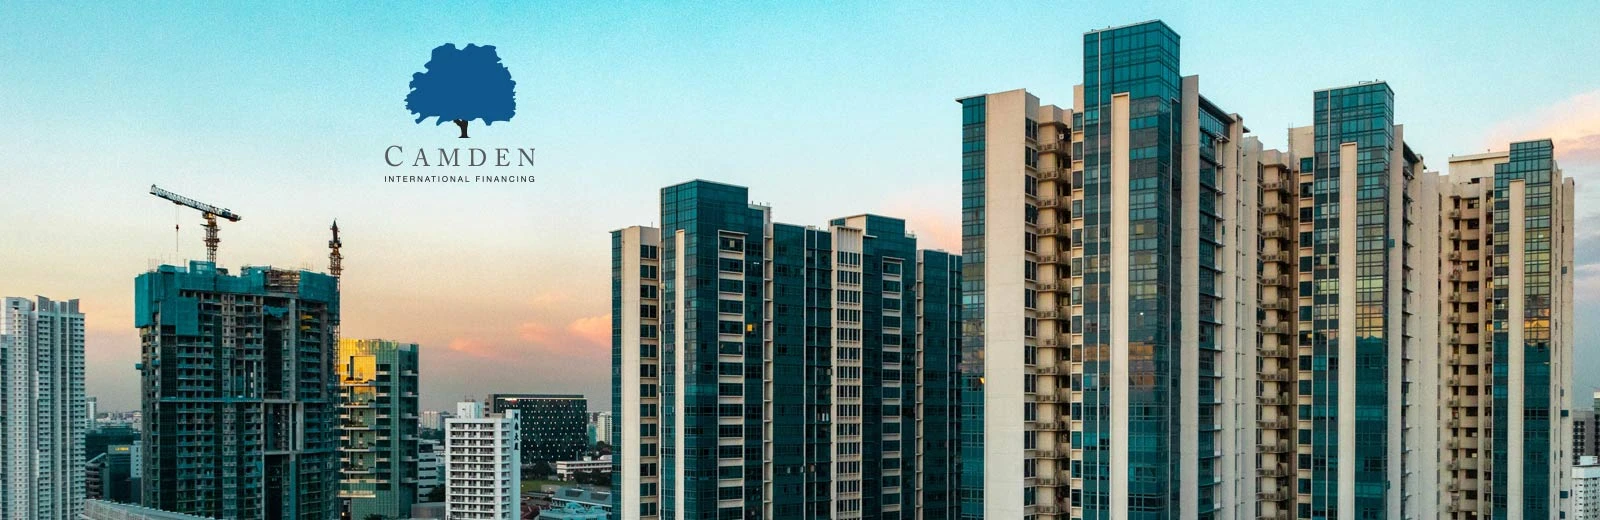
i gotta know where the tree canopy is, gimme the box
[405,43,516,132]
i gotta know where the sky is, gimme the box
[2,1,1598,413]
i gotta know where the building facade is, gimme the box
[957,18,1577,520]
[337,339,421,519]
[959,20,1259,519]
[417,439,441,498]
[134,261,340,519]
[0,296,86,520]
[488,394,588,465]
[445,401,521,519]
[86,443,140,504]
[1438,139,1576,517]
[611,180,962,519]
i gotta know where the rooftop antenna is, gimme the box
[328,220,343,277]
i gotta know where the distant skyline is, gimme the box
[1,2,1597,412]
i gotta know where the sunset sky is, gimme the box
[3,1,1598,413]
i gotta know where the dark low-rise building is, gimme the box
[488,394,587,465]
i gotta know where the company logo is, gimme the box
[385,43,535,181]
[405,43,516,138]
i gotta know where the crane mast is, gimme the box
[328,220,343,277]
[149,184,242,264]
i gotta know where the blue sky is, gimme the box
[2,2,1598,412]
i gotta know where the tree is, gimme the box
[425,485,445,503]
[406,43,516,138]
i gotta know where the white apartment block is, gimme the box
[446,401,521,519]
[1,296,86,520]
[1576,458,1600,520]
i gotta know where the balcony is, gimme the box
[1259,393,1294,406]
[1264,299,1292,311]
[1261,229,1286,240]
[1264,251,1292,264]
[1263,204,1290,216]
[1260,323,1291,335]
[1259,370,1292,382]
[1256,417,1290,429]
[1256,464,1289,478]
[1039,141,1065,153]
[1038,169,1063,181]
[1257,489,1290,501]
[1450,208,1461,219]
[1259,346,1292,358]
[1258,440,1291,453]
[1040,198,1061,208]
[1260,275,1287,287]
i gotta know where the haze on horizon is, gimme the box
[1,1,1597,413]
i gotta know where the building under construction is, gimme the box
[134,260,340,519]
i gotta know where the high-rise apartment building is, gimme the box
[1437,139,1576,517]
[417,439,442,498]
[1577,457,1600,520]
[959,20,1258,518]
[958,18,1575,520]
[135,260,340,519]
[488,394,588,465]
[337,339,421,519]
[611,180,962,519]
[0,296,86,520]
[445,401,521,519]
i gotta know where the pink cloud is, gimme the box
[1483,89,1600,187]
[566,314,611,345]
[446,338,495,358]
[518,321,554,343]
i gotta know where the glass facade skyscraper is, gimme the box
[337,339,420,520]
[613,180,961,520]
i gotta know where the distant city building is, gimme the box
[1578,409,1599,465]
[86,396,98,427]
[85,443,140,504]
[337,338,421,519]
[488,394,587,464]
[417,439,442,498]
[590,411,612,447]
[1,296,86,520]
[555,455,613,481]
[611,181,963,519]
[420,409,449,431]
[446,401,521,519]
[1578,457,1600,520]
[135,261,340,518]
[85,426,140,460]
[82,500,216,520]
[541,487,614,520]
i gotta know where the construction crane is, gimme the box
[149,184,242,264]
[328,220,343,277]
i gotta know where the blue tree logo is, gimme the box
[405,43,517,138]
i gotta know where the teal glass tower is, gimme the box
[337,339,420,520]
[135,261,341,519]
[612,180,961,520]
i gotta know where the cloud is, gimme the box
[566,314,611,345]
[518,321,554,343]
[446,338,495,358]
[1483,89,1600,197]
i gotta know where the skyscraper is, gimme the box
[959,20,1258,518]
[488,394,588,464]
[337,338,420,519]
[135,261,340,519]
[611,180,962,519]
[0,296,86,520]
[1439,139,1576,517]
[445,401,520,520]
